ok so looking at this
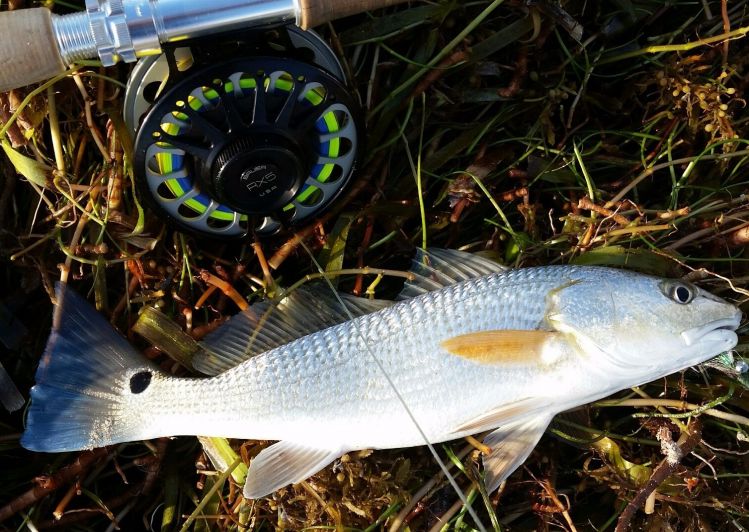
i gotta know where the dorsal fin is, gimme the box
[398,248,507,300]
[196,249,504,375]
[194,286,392,375]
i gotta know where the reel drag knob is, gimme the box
[211,135,307,214]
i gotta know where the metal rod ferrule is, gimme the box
[53,0,300,67]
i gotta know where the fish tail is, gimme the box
[21,284,163,453]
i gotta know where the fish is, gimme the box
[20,249,742,499]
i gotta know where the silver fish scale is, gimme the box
[171,267,585,447]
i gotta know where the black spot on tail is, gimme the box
[129,371,152,394]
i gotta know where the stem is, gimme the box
[595,397,749,426]
[600,24,749,65]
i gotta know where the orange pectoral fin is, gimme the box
[440,330,561,366]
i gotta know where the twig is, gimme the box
[464,435,491,455]
[0,92,26,147]
[538,479,577,532]
[252,242,273,287]
[497,45,528,98]
[614,419,702,532]
[595,398,749,427]
[36,439,167,529]
[0,448,109,523]
[52,480,81,520]
[110,274,139,323]
[60,206,92,285]
[300,481,342,528]
[47,86,66,175]
[592,223,672,240]
[353,217,375,296]
[267,151,386,270]
[106,120,123,211]
[577,197,631,226]
[194,286,219,310]
[268,216,333,270]
[179,457,242,532]
[371,0,506,116]
[283,267,415,297]
[199,270,248,311]
[72,73,110,161]
[721,0,730,66]
[448,146,505,223]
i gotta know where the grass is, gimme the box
[2,0,749,530]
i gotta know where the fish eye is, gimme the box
[661,281,694,305]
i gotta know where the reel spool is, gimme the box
[126,26,361,238]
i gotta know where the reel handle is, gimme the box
[299,0,409,28]
[0,8,66,92]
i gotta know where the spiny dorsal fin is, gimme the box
[194,286,392,375]
[398,248,507,300]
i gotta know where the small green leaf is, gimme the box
[126,164,146,236]
[318,212,356,278]
[590,436,652,486]
[198,436,248,485]
[1,140,50,187]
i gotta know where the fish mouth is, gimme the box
[681,313,742,348]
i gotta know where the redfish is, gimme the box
[21,249,741,499]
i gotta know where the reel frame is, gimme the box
[127,25,362,238]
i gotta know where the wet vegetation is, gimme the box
[2,0,749,530]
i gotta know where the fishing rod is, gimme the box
[0,0,406,92]
[0,0,405,238]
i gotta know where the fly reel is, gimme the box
[126,26,361,238]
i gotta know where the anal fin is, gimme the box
[482,414,553,493]
[244,440,344,499]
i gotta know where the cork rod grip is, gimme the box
[0,8,66,92]
[298,0,410,29]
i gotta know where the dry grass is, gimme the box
[2,0,749,530]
